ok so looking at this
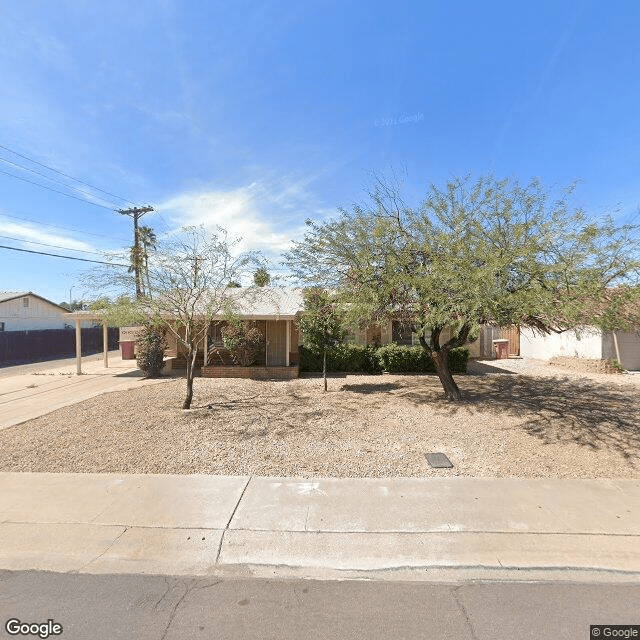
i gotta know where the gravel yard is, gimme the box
[0,359,638,478]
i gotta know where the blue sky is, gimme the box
[1,0,639,305]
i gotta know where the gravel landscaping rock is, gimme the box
[0,359,638,478]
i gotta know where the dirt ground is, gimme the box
[0,359,638,478]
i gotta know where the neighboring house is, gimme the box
[360,322,517,359]
[0,291,71,331]
[520,326,640,371]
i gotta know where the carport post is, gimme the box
[75,317,82,375]
[203,332,208,367]
[613,331,621,363]
[286,320,291,367]
[103,322,109,368]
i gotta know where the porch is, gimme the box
[174,318,300,378]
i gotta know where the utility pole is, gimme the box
[118,206,154,298]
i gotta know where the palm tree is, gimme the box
[139,226,157,298]
[128,245,145,296]
[253,267,271,286]
[127,226,157,297]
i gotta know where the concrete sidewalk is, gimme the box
[1,473,639,582]
[0,352,175,430]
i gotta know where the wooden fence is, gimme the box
[478,325,520,357]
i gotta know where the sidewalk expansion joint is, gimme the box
[2,521,639,537]
[1,521,223,531]
[218,528,640,537]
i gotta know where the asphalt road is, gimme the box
[1,571,638,640]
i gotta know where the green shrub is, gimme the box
[299,343,469,374]
[221,320,263,366]
[136,325,166,378]
[299,343,382,373]
[446,347,470,373]
[376,344,469,373]
[607,358,625,373]
[376,344,428,372]
[329,343,382,373]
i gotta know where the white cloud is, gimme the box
[156,174,328,256]
[0,218,111,255]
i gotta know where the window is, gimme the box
[22,297,29,307]
[0,322,4,331]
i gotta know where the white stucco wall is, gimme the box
[520,327,603,360]
[0,295,71,331]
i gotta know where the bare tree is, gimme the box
[88,226,259,408]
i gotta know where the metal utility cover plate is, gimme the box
[425,452,453,468]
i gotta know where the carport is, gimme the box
[69,311,111,375]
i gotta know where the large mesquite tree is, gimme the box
[286,175,640,400]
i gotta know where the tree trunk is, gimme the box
[419,325,467,401]
[431,349,462,401]
[323,349,327,392]
[183,347,196,409]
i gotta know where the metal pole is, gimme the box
[286,320,291,366]
[75,317,82,375]
[103,322,109,368]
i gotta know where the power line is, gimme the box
[0,234,125,257]
[0,168,117,211]
[0,156,124,207]
[0,143,136,206]
[153,210,172,233]
[0,244,128,266]
[0,211,130,242]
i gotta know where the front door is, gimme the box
[266,320,286,366]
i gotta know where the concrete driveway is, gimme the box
[0,351,175,430]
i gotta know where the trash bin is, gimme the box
[492,339,509,359]
[121,341,135,360]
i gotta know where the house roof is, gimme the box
[0,291,70,312]
[0,291,30,303]
[72,287,306,322]
[220,287,304,319]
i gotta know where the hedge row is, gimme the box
[299,343,469,374]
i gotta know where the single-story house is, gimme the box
[168,287,504,377]
[59,287,514,376]
[0,291,71,332]
[520,326,640,371]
